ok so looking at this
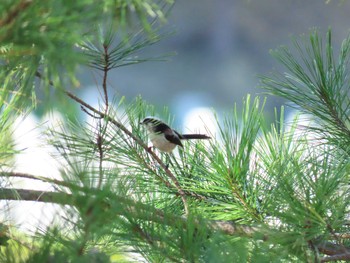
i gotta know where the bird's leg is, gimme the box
[147,145,154,153]
[146,144,171,170]
[165,153,177,170]
[165,154,170,169]
[145,145,161,170]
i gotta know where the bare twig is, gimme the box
[1,171,75,190]
[102,44,109,111]
[0,188,70,204]
[81,105,102,118]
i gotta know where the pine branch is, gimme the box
[260,30,350,154]
[317,241,350,256]
[1,187,349,259]
[0,186,267,241]
[0,188,70,205]
[102,43,109,111]
[0,0,33,28]
[1,171,77,190]
[0,187,238,236]
[35,71,193,213]
[321,252,350,262]
[64,90,190,215]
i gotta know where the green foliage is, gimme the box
[171,95,265,223]
[81,24,173,72]
[0,0,173,112]
[261,30,350,155]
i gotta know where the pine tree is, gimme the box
[1,1,350,262]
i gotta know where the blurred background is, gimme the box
[79,0,350,125]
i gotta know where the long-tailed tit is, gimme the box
[141,117,210,153]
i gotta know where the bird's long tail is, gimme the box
[181,134,211,140]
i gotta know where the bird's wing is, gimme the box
[164,129,183,147]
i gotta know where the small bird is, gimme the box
[140,117,211,153]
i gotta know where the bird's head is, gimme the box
[140,117,164,132]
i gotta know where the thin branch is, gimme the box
[0,0,33,28]
[81,105,102,119]
[131,222,155,246]
[97,43,109,190]
[209,220,260,238]
[321,252,350,262]
[102,44,109,111]
[0,187,251,237]
[1,171,75,190]
[129,221,182,263]
[317,241,350,256]
[0,187,227,235]
[35,71,53,85]
[2,170,203,203]
[97,132,104,189]
[0,188,71,205]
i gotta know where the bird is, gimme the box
[140,117,211,153]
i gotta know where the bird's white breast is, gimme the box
[149,133,176,153]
